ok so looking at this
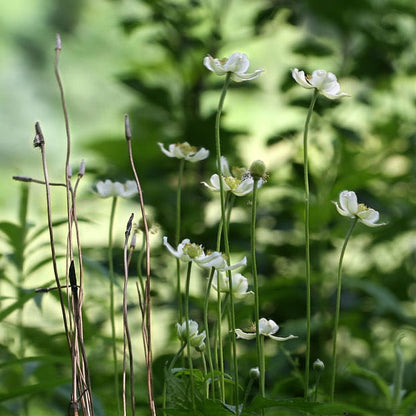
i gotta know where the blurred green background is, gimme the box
[1,0,416,414]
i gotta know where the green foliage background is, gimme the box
[1,0,416,414]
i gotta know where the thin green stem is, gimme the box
[215,72,240,413]
[217,278,225,402]
[330,217,358,402]
[251,178,265,401]
[184,262,196,410]
[203,269,216,400]
[108,196,121,415]
[176,159,186,323]
[303,89,319,400]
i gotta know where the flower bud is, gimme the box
[78,159,86,177]
[313,358,325,372]
[249,367,260,380]
[249,160,266,181]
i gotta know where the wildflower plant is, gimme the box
[330,190,385,401]
[6,25,404,416]
[291,67,349,399]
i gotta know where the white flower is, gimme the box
[176,320,206,351]
[333,190,386,227]
[202,156,262,197]
[212,271,253,299]
[95,180,137,198]
[163,236,246,271]
[292,68,349,100]
[235,318,297,341]
[158,141,209,162]
[204,52,263,82]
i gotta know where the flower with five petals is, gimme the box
[333,190,385,227]
[95,179,137,198]
[212,271,254,299]
[163,236,246,271]
[235,318,297,341]
[176,320,206,351]
[202,156,262,197]
[204,52,263,82]
[158,141,209,162]
[292,68,349,100]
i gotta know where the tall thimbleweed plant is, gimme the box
[292,68,349,399]
[204,51,263,413]
[330,190,385,401]
[158,142,209,324]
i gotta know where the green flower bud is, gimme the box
[249,160,266,181]
[249,367,260,380]
[313,358,325,372]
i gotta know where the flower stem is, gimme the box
[215,72,240,413]
[250,178,264,398]
[108,196,121,414]
[184,261,196,410]
[176,159,185,323]
[303,89,319,400]
[203,269,216,400]
[330,217,358,402]
[216,275,225,402]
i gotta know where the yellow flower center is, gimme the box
[357,203,369,213]
[183,243,204,258]
[178,142,197,156]
[223,176,241,190]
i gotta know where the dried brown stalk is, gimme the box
[124,115,156,416]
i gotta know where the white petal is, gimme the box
[224,256,247,271]
[235,329,256,340]
[158,142,175,158]
[232,69,263,82]
[203,55,227,75]
[220,156,231,176]
[201,180,218,192]
[233,178,254,196]
[225,52,250,73]
[339,190,358,216]
[95,180,114,198]
[258,318,279,335]
[187,147,210,162]
[121,180,137,198]
[358,208,386,227]
[268,334,298,341]
[292,68,313,89]
[195,251,225,269]
[309,69,328,89]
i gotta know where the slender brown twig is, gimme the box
[124,115,156,416]
[122,214,136,416]
[54,34,93,415]
[12,175,66,187]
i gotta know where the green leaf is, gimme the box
[246,396,377,415]
[348,361,392,403]
[0,292,38,321]
[0,378,70,402]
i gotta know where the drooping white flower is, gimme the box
[163,236,246,271]
[158,142,209,162]
[204,52,263,82]
[176,320,206,351]
[95,180,137,198]
[212,271,253,299]
[235,318,297,341]
[292,68,349,100]
[333,190,386,227]
[202,156,262,197]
